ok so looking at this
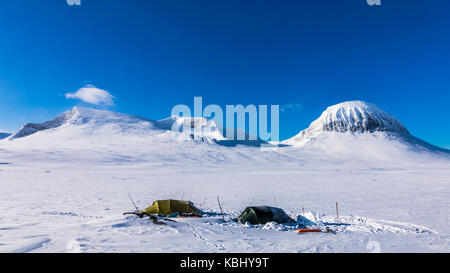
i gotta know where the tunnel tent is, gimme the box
[237,206,295,225]
[140,199,202,217]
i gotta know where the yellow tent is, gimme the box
[140,199,202,216]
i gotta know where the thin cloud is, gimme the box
[65,85,115,106]
[280,103,303,112]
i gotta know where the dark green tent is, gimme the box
[237,206,295,225]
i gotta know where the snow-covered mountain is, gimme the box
[156,115,225,142]
[282,101,449,156]
[9,107,157,139]
[8,106,225,143]
[0,132,11,139]
[284,101,408,144]
[3,102,449,159]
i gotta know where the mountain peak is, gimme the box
[284,101,409,145]
[156,115,226,141]
[312,100,408,134]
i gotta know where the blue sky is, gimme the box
[0,0,449,147]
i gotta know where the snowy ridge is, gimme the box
[7,107,226,143]
[9,109,76,139]
[3,102,449,157]
[9,107,162,139]
[156,116,226,141]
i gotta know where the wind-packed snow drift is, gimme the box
[0,101,449,253]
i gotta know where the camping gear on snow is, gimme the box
[123,211,169,224]
[140,199,203,217]
[148,215,167,225]
[124,199,201,225]
[297,228,322,234]
[237,206,295,225]
[297,228,337,234]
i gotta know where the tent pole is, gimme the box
[217,196,225,222]
[336,201,340,223]
[128,193,139,212]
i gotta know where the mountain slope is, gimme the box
[7,107,226,143]
[0,132,11,139]
[9,107,162,139]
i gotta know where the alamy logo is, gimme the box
[367,0,381,5]
[67,0,81,6]
[171,97,279,145]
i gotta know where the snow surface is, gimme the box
[0,103,449,253]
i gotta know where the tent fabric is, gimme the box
[140,199,202,216]
[237,206,295,225]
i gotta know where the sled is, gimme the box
[297,228,322,234]
[165,211,202,218]
[177,214,203,218]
